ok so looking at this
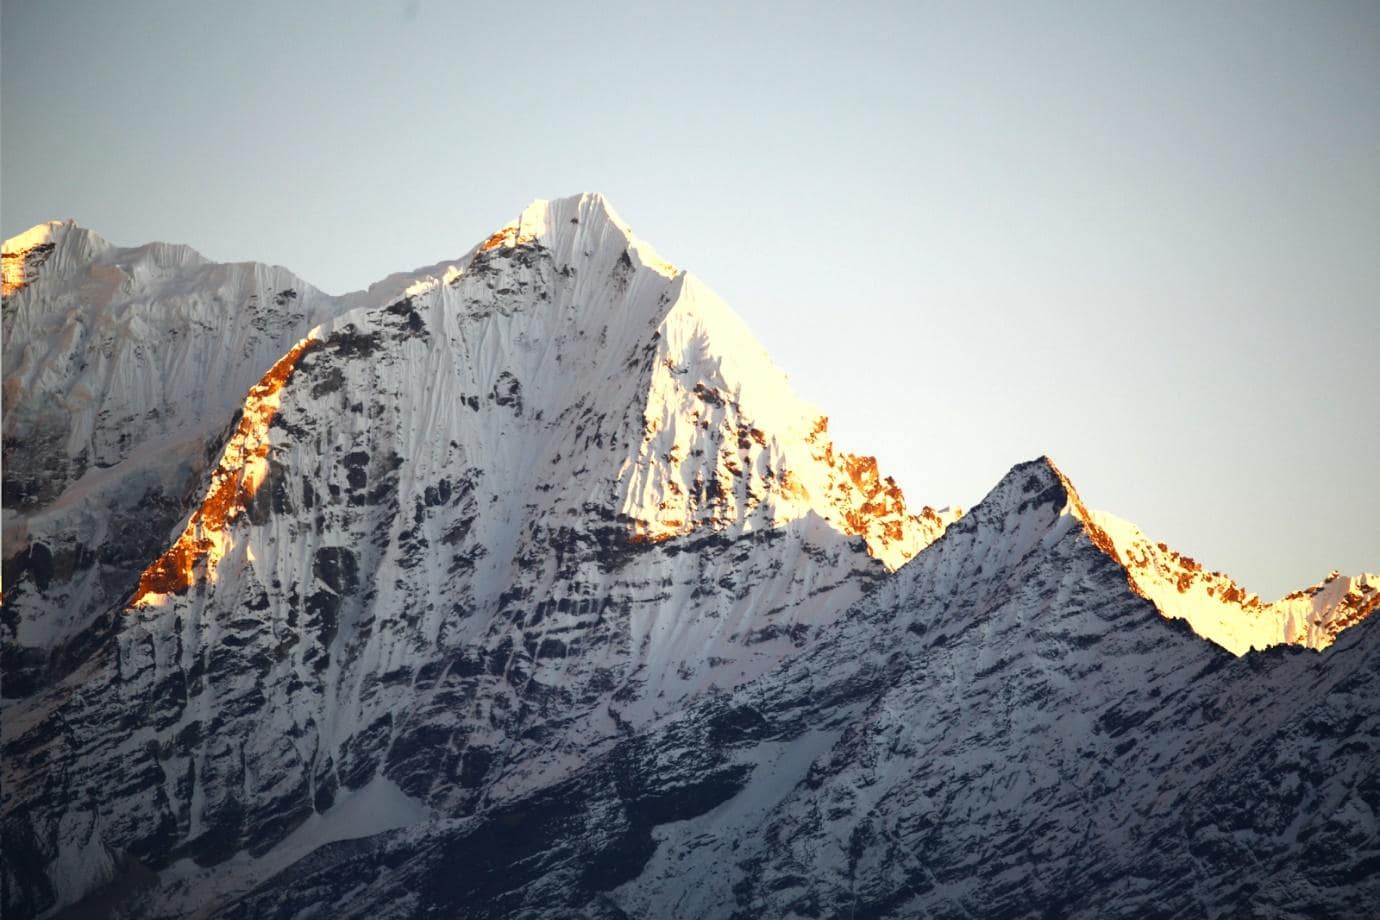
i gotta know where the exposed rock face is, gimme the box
[1,196,1374,919]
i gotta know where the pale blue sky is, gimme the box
[4,1,1377,597]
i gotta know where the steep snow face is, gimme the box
[624,270,956,567]
[1,194,955,916]
[1091,511,1379,654]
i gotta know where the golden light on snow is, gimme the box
[478,224,537,252]
[1035,459,1379,656]
[129,336,319,609]
[1090,508,1380,654]
[2,221,63,297]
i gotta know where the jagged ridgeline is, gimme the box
[2,195,1376,919]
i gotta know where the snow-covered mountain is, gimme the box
[1,214,558,695]
[2,195,1375,919]
[200,458,1380,919]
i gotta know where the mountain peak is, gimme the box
[315,192,952,569]
[947,455,1143,589]
[518,192,627,234]
[2,218,74,254]
[966,455,1084,527]
[2,219,109,298]
[480,193,679,280]
[964,457,1377,654]
[122,190,954,627]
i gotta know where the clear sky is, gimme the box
[4,0,1377,598]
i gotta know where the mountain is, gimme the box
[1,195,1374,919]
[200,459,1380,919]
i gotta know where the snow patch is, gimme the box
[156,777,426,917]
